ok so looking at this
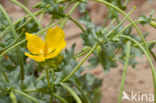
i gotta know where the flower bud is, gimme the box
[150,21,156,29]
[96,45,102,54]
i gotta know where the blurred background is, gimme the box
[1,0,156,103]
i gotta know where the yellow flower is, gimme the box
[25,26,66,62]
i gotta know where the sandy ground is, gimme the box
[1,0,156,103]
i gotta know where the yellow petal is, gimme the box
[25,33,45,55]
[45,39,66,59]
[25,53,45,62]
[45,26,66,54]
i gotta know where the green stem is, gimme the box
[16,18,34,31]
[45,68,53,103]
[74,46,91,59]
[46,69,51,88]
[0,39,26,58]
[119,35,156,102]
[2,72,9,83]
[36,71,46,83]
[24,88,69,103]
[61,83,82,103]
[53,94,68,103]
[48,19,55,26]
[39,14,44,23]
[107,7,119,23]
[36,68,55,83]
[149,48,156,62]
[10,92,17,103]
[69,17,85,33]
[34,19,64,36]
[103,15,109,27]
[115,20,140,37]
[63,2,72,9]
[0,5,17,38]
[0,29,25,52]
[18,49,24,90]
[133,40,156,47]
[123,0,129,7]
[24,89,37,93]
[118,41,131,103]
[10,0,44,36]
[113,48,120,56]
[50,69,55,102]
[0,5,24,89]
[60,2,80,28]
[62,43,99,82]
[103,19,115,30]
[0,8,44,39]
[107,6,136,37]
[54,13,85,33]
[75,79,89,103]
[13,90,39,103]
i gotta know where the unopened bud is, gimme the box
[96,45,102,54]
[150,21,156,29]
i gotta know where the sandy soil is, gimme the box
[1,0,156,103]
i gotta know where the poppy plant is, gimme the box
[25,26,66,62]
